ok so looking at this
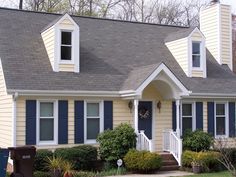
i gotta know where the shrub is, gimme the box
[34,149,53,171]
[183,130,213,152]
[54,145,97,170]
[124,149,162,173]
[182,150,221,172]
[73,171,96,177]
[33,171,50,177]
[97,123,136,164]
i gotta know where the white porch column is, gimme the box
[176,99,180,138]
[134,99,139,133]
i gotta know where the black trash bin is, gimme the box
[8,146,36,177]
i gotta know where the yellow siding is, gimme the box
[59,64,74,72]
[166,38,189,76]
[155,101,172,151]
[220,5,231,68]
[113,99,133,127]
[142,84,162,100]
[192,70,204,78]
[0,65,13,148]
[200,4,219,62]
[191,31,203,41]
[59,18,74,29]
[41,27,55,68]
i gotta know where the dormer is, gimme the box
[41,14,80,73]
[165,27,206,78]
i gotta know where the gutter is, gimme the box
[185,92,236,99]
[12,92,18,147]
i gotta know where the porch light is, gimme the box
[157,101,161,113]
[128,100,133,113]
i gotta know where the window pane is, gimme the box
[182,117,192,135]
[216,117,225,135]
[216,104,225,115]
[61,46,71,60]
[192,42,200,54]
[61,32,71,45]
[87,103,99,117]
[40,102,53,117]
[182,104,192,116]
[87,118,100,140]
[40,119,54,141]
[192,55,200,67]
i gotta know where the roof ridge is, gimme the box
[0,7,189,29]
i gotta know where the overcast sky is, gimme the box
[0,0,235,13]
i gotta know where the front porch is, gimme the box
[124,66,189,166]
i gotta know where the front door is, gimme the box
[138,101,152,139]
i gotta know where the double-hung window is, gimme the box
[181,103,195,135]
[85,102,103,143]
[215,103,228,137]
[192,42,201,68]
[37,101,57,145]
[61,31,72,61]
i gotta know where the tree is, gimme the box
[19,0,23,9]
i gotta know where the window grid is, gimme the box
[215,103,227,137]
[192,42,201,68]
[60,31,72,61]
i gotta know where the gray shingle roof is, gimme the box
[1,8,236,95]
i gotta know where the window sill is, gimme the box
[37,141,57,146]
[59,60,74,65]
[84,140,98,145]
[215,135,228,139]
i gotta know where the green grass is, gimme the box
[183,171,232,177]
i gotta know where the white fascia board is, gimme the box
[185,92,236,99]
[7,89,120,97]
[135,63,190,96]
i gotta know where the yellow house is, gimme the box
[0,2,235,167]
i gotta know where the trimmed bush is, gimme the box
[97,123,136,164]
[124,149,162,173]
[33,171,51,177]
[182,150,221,172]
[54,145,97,170]
[34,149,53,171]
[183,130,213,152]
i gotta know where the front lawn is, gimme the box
[183,171,231,177]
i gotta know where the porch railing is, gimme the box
[163,129,182,166]
[137,130,152,152]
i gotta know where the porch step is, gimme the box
[159,153,179,171]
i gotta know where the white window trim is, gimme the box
[36,100,58,146]
[59,30,74,64]
[180,102,196,136]
[84,100,104,144]
[191,41,203,70]
[214,102,229,138]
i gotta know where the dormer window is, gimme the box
[61,31,72,61]
[192,42,201,68]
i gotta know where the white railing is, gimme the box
[163,129,182,166]
[137,130,152,152]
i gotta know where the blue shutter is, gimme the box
[229,102,235,137]
[196,102,203,130]
[58,100,68,144]
[74,101,84,144]
[172,101,176,131]
[104,101,113,130]
[26,100,36,145]
[207,102,214,136]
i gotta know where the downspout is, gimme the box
[12,92,18,147]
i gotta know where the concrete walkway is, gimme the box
[109,171,194,177]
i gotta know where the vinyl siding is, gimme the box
[166,38,189,76]
[59,64,74,72]
[220,5,232,68]
[59,18,75,29]
[200,4,219,63]
[41,27,55,68]
[0,64,13,148]
[203,101,208,132]
[200,4,232,69]
[192,70,204,78]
